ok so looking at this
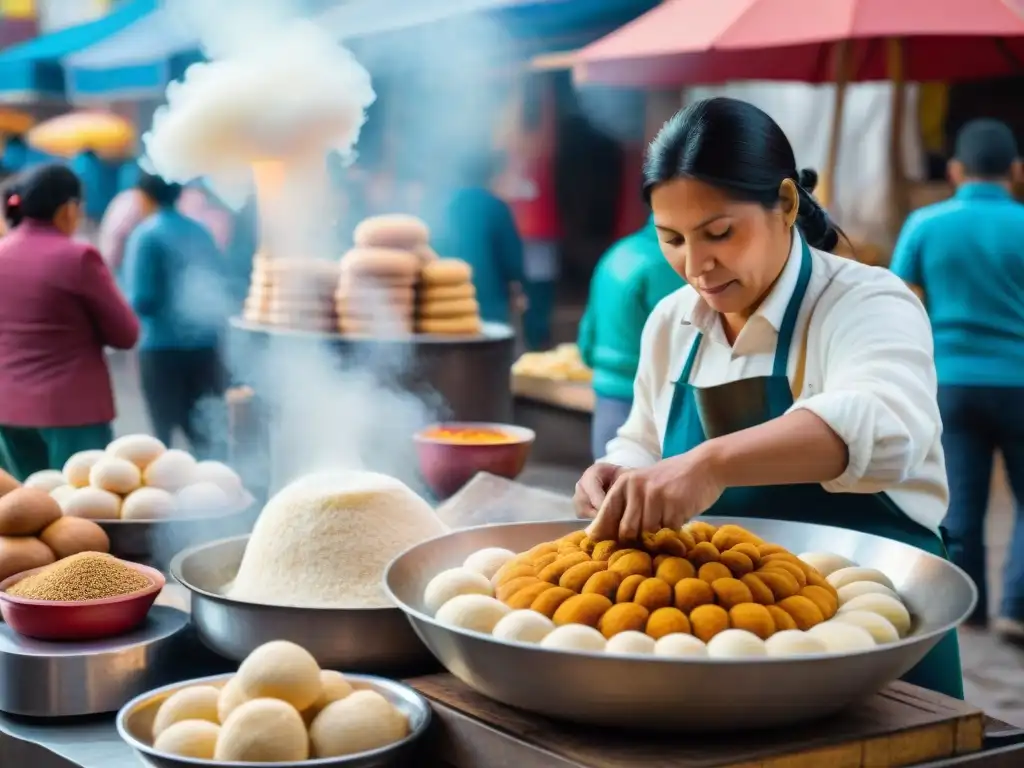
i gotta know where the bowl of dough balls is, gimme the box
[385,517,976,732]
[32,435,256,562]
[117,640,430,767]
[0,470,112,583]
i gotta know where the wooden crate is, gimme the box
[409,674,985,768]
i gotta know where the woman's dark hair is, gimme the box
[643,97,840,252]
[2,163,81,229]
[137,171,183,207]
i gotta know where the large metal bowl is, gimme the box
[116,672,431,768]
[171,536,434,673]
[384,518,977,731]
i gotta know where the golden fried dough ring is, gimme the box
[616,574,646,603]
[698,562,732,584]
[740,574,776,605]
[494,563,535,587]
[687,541,721,567]
[609,551,653,579]
[646,607,691,639]
[676,529,697,551]
[579,536,596,555]
[537,551,591,583]
[766,604,798,631]
[710,524,764,551]
[552,593,613,628]
[800,585,838,619]
[687,521,718,543]
[673,578,715,613]
[607,548,641,566]
[762,560,808,588]
[559,531,588,546]
[730,542,762,568]
[806,570,838,596]
[711,577,755,609]
[729,603,776,640]
[527,542,560,560]
[755,569,801,601]
[530,587,575,618]
[653,554,670,570]
[757,543,789,557]
[644,528,688,557]
[634,578,673,612]
[598,603,650,638]
[591,541,620,561]
[776,595,825,630]
[761,552,806,570]
[505,582,555,609]
[655,556,696,587]
[720,550,754,577]
[533,552,559,571]
[689,604,730,643]
[557,542,582,556]
[496,576,542,602]
[559,560,608,592]
[582,570,622,601]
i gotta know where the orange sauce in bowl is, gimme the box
[421,427,518,445]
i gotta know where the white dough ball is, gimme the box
[23,470,66,493]
[423,567,493,615]
[764,630,828,657]
[838,593,912,637]
[191,461,244,499]
[175,482,232,516]
[143,449,197,492]
[50,484,76,505]
[491,610,554,644]
[807,621,877,653]
[654,633,708,658]
[434,594,510,634]
[309,690,408,758]
[62,486,121,519]
[827,566,896,591]
[89,457,142,495]
[706,629,766,658]
[540,624,606,652]
[605,631,656,655]
[462,547,516,581]
[106,434,166,470]
[837,580,900,606]
[798,552,856,577]
[832,610,900,645]
[63,450,106,488]
[121,487,177,520]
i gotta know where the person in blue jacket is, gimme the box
[70,149,119,223]
[430,151,526,326]
[122,172,231,459]
[578,216,685,459]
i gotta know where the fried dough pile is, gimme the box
[492,522,837,643]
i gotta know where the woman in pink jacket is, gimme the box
[0,164,139,480]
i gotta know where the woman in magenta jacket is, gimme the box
[0,164,139,480]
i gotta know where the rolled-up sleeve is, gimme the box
[787,277,939,493]
[601,302,671,469]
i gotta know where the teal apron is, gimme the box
[663,237,964,699]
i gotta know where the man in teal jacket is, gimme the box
[578,216,684,459]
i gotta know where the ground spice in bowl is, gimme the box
[6,552,152,601]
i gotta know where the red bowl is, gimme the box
[414,422,535,499]
[0,559,165,641]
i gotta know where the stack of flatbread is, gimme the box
[417,259,482,336]
[242,256,340,333]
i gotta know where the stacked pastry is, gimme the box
[336,215,435,337]
[243,257,340,333]
[417,259,482,336]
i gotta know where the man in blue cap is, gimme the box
[891,118,1024,640]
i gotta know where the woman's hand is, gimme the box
[573,463,628,519]
[585,445,725,541]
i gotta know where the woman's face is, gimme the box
[650,177,794,317]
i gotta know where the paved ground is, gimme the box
[107,351,1024,727]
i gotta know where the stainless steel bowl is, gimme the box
[116,672,431,768]
[384,518,977,731]
[171,536,434,672]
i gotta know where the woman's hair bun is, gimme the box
[797,168,819,193]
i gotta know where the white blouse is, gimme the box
[602,234,948,534]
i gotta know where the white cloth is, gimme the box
[602,234,948,535]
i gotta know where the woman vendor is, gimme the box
[575,97,961,698]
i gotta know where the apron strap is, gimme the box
[772,237,814,379]
[677,331,704,385]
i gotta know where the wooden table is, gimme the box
[408,674,1024,768]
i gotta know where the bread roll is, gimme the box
[353,214,430,249]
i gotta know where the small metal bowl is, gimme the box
[413,422,535,498]
[0,560,165,641]
[116,672,431,768]
[171,536,434,673]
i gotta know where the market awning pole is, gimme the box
[887,37,908,238]
[818,40,851,209]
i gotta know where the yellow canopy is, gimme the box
[27,111,135,159]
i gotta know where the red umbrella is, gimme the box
[574,0,1024,216]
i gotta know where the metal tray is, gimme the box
[171,536,434,673]
[384,517,977,731]
[117,672,431,767]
